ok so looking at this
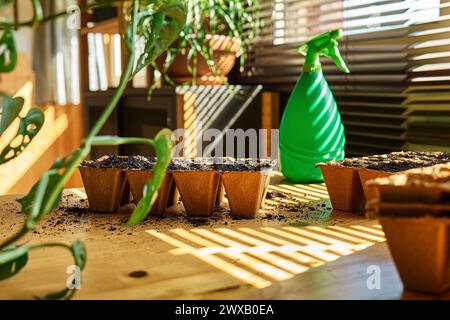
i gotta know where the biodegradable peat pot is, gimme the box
[219,158,275,219]
[222,171,271,219]
[380,215,450,293]
[126,170,173,216]
[79,166,127,212]
[318,164,365,212]
[157,35,240,84]
[358,168,392,206]
[173,170,221,217]
[166,174,180,207]
[216,180,225,206]
[368,163,450,293]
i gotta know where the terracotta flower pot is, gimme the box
[79,166,128,212]
[126,170,174,216]
[173,170,221,217]
[380,215,450,293]
[157,35,240,85]
[318,164,365,212]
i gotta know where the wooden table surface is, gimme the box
[0,172,447,300]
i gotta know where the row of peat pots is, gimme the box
[319,151,450,294]
[79,156,276,219]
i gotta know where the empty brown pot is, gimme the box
[222,171,271,219]
[79,166,128,212]
[318,164,365,212]
[380,215,450,294]
[173,170,221,217]
[126,170,174,216]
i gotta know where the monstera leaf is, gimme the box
[0,28,17,73]
[0,95,45,165]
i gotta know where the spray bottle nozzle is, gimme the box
[298,29,349,73]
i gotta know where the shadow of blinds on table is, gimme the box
[241,0,448,155]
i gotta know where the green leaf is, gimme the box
[131,0,187,76]
[71,240,87,270]
[18,147,90,228]
[127,129,172,226]
[0,246,29,281]
[0,107,45,164]
[0,0,14,8]
[0,94,24,136]
[0,28,17,73]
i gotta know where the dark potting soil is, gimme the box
[169,157,276,171]
[214,158,277,172]
[81,155,155,170]
[329,151,450,173]
[169,158,216,171]
[82,156,277,172]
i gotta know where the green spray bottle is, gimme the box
[279,29,349,183]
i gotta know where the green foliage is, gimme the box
[0,28,17,72]
[152,0,261,87]
[0,94,45,165]
[0,0,186,299]
[0,246,28,281]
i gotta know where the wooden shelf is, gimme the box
[80,18,119,35]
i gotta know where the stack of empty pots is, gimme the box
[79,156,276,219]
[317,151,450,213]
[367,163,450,294]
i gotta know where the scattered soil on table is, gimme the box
[81,155,155,170]
[1,185,336,242]
[328,151,450,173]
[262,191,333,225]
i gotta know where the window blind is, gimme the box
[242,0,448,155]
[404,0,450,152]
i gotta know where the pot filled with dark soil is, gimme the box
[79,155,131,212]
[367,164,450,294]
[171,158,221,217]
[318,151,450,213]
[125,157,174,216]
[359,151,450,206]
[218,158,276,219]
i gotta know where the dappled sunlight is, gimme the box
[177,85,262,157]
[146,224,385,289]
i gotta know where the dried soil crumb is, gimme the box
[128,270,149,278]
